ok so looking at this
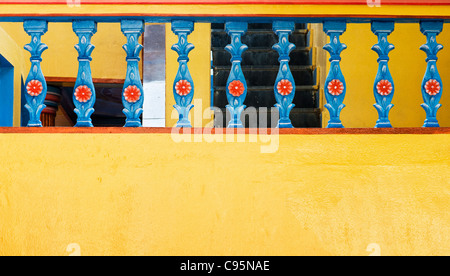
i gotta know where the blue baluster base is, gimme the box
[25,103,45,127]
[325,102,345,128]
[226,104,245,128]
[176,119,192,128]
[277,118,294,129]
[423,118,440,128]
[27,122,43,127]
[174,103,193,128]
[124,120,142,128]
[227,121,244,129]
[123,107,143,127]
[375,120,393,128]
[327,121,344,129]
[75,120,94,127]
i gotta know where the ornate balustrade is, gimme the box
[3,0,450,128]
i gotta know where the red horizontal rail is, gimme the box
[1,0,450,5]
[0,127,448,135]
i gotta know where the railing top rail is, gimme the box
[2,0,450,5]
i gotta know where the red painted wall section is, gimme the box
[1,0,450,5]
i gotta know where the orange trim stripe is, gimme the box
[0,127,448,135]
[1,0,450,5]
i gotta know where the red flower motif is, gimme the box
[228,80,245,97]
[327,79,344,96]
[124,85,141,103]
[26,80,43,97]
[425,79,441,96]
[376,80,393,96]
[175,80,192,96]
[74,85,92,103]
[277,79,294,96]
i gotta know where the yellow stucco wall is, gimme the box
[327,23,450,128]
[0,132,448,256]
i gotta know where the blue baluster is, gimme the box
[121,20,145,127]
[420,21,444,128]
[371,21,395,128]
[23,20,48,127]
[73,20,97,127]
[273,21,296,128]
[171,20,195,128]
[225,22,248,128]
[323,21,347,128]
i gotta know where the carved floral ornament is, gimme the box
[228,80,245,97]
[277,79,293,96]
[175,79,192,96]
[74,85,92,103]
[26,80,43,97]
[123,85,142,103]
[327,79,344,96]
[376,80,393,96]
[424,79,441,96]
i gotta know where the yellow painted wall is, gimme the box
[0,26,27,127]
[166,23,212,128]
[0,22,137,80]
[323,23,450,128]
[0,133,448,256]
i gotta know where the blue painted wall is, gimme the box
[0,55,14,127]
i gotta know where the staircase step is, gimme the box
[213,65,313,71]
[214,86,319,109]
[211,29,308,35]
[212,32,307,48]
[211,23,307,31]
[213,68,315,87]
[213,108,321,128]
[212,47,312,66]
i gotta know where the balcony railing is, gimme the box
[2,0,450,128]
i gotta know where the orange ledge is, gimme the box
[0,127,448,135]
[2,0,450,5]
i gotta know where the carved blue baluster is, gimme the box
[371,21,395,128]
[121,20,145,127]
[171,20,195,128]
[323,21,347,128]
[273,21,296,128]
[73,20,97,127]
[420,21,444,128]
[225,22,248,128]
[23,20,48,127]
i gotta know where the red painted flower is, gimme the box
[26,80,43,97]
[327,79,344,96]
[376,80,393,96]
[124,85,141,103]
[228,80,245,97]
[425,79,441,96]
[74,85,92,103]
[175,80,192,96]
[277,79,294,96]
